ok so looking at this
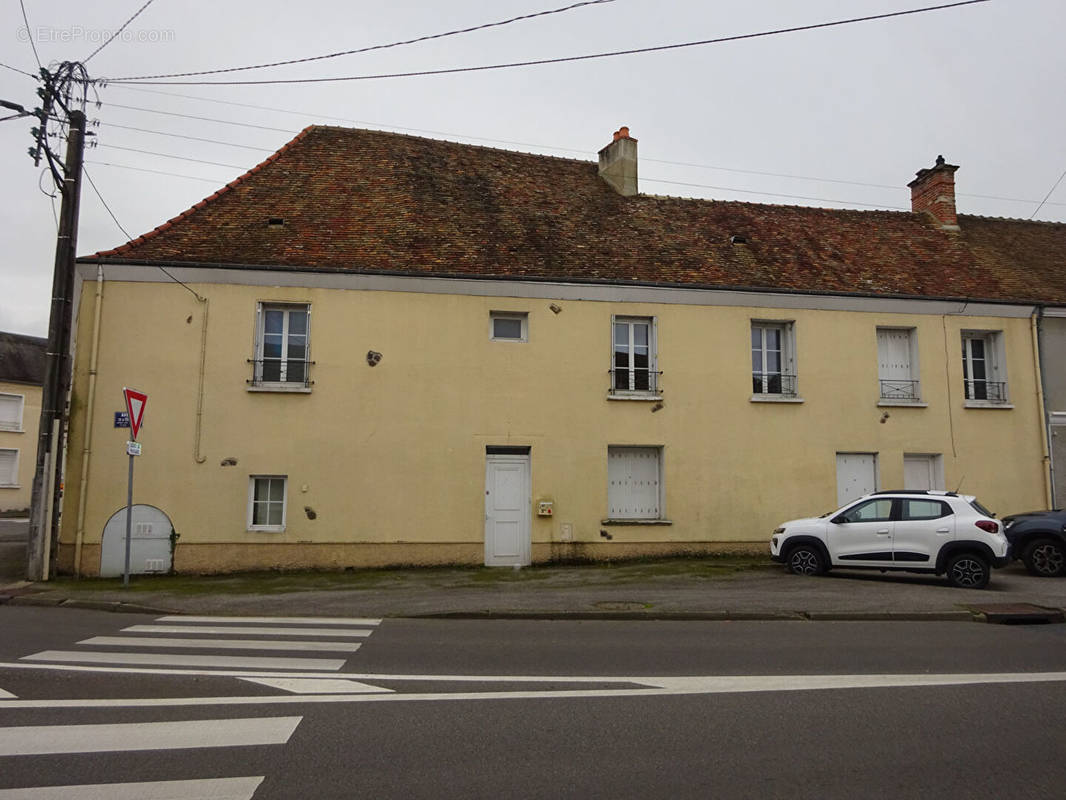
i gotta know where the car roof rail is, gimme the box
[869,489,958,497]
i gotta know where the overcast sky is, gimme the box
[1,0,1063,337]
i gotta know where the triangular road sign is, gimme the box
[123,387,148,440]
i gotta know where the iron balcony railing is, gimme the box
[964,379,1007,403]
[879,379,920,401]
[609,368,663,395]
[752,372,797,397]
[247,358,315,388]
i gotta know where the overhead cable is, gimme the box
[84,0,155,64]
[103,0,617,81]
[101,1,991,85]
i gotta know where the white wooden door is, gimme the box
[836,453,878,507]
[484,454,531,567]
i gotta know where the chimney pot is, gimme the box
[908,155,959,230]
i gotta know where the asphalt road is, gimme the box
[1,606,1065,798]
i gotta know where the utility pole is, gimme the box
[26,109,86,581]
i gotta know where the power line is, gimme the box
[103,1,991,86]
[83,166,132,239]
[0,60,36,78]
[100,122,277,152]
[97,89,1066,210]
[95,143,248,170]
[642,177,909,210]
[85,159,229,183]
[84,0,155,64]
[1027,168,1066,220]
[84,164,208,300]
[104,0,617,81]
[100,101,296,133]
[19,0,42,71]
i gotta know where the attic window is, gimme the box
[267,217,285,227]
[730,235,748,245]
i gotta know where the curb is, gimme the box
[6,594,174,615]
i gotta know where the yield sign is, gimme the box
[122,387,148,440]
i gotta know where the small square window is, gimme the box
[0,449,17,487]
[490,312,527,341]
[0,394,24,432]
[248,475,287,531]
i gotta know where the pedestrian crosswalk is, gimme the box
[1,614,382,797]
[0,717,299,798]
[18,614,381,673]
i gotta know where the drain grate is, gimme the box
[968,603,1065,625]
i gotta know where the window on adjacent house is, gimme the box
[962,331,1007,404]
[751,321,797,396]
[611,316,658,394]
[253,303,310,387]
[877,328,920,402]
[248,475,287,530]
[0,394,24,432]
[490,311,527,341]
[0,449,17,487]
[607,446,662,519]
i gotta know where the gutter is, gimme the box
[76,256,1056,310]
[1033,306,1054,507]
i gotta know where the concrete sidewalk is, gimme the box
[2,558,1065,622]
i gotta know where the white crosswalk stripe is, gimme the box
[0,776,265,800]
[0,717,300,797]
[0,716,302,756]
[0,688,14,699]
[18,614,380,673]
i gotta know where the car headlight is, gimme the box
[773,527,785,535]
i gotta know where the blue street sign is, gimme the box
[115,411,130,428]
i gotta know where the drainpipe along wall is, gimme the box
[73,265,104,577]
[1032,307,1054,508]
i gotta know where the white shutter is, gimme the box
[0,449,17,486]
[608,447,661,519]
[877,330,911,381]
[0,394,22,432]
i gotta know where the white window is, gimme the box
[490,311,528,342]
[612,316,658,394]
[607,446,662,519]
[0,394,24,432]
[751,321,796,396]
[0,449,17,487]
[877,328,920,402]
[248,475,287,531]
[962,331,1007,404]
[254,304,310,387]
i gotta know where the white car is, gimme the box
[770,490,1009,589]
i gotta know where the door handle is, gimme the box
[936,527,950,533]
[876,529,890,535]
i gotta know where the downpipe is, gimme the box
[73,265,104,577]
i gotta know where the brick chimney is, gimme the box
[598,126,638,196]
[908,155,959,229]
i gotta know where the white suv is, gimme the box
[769,491,1009,589]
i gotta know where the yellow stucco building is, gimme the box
[55,127,1065,575]
[0,333,45,515]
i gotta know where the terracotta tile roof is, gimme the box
[87,126,1066,304]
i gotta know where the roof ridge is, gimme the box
[303,123,596,167]
[91,125,317,259]
[957,212,1066,227]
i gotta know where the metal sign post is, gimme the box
[121,388,147,588]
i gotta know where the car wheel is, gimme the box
[786,544,825,576]
[946,552,990,589]
[1021,538,1066,577]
